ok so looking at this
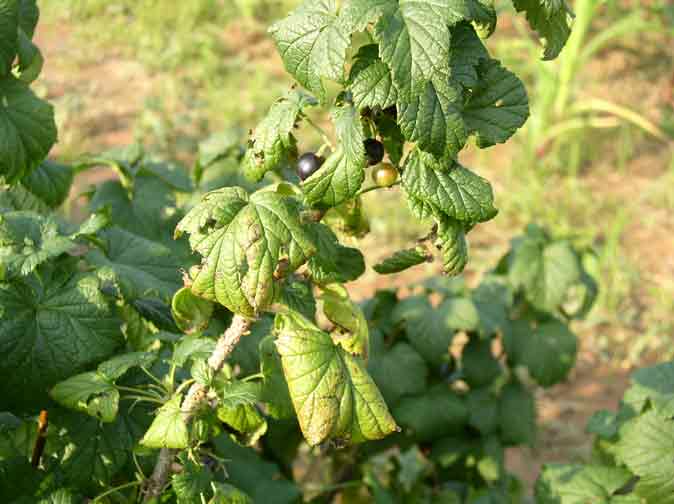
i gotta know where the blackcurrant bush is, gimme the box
[297,152,323,181]
[364,138,385,166]
[372,163,398,187]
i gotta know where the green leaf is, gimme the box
[373,246,430,274]
[462,337,501,388]
[471,276,512,335]
[231,316,273,376]
[0,76,57,183]
[467,388,499,435]
[505,319,577,387]
[0,457,46,502]
[393,385,468,442]
[362,291,398,337]
[321,283,369,357]
[172,286,214,334]
[209,483,253,504]
[274,310,397,445]
[398,78,467,158]
[0,182,50,213]
[278,275,316,320]
[449,22,490,89]
[623,361,674,417]
[198,129,243,167]
[373,0,451,100]
[302,103,366,207]
[49,372,119,422]
[535,464,635,503]
[340,0,389,32]
[16,29,42,83]
[132,297,180,333]
[0,211,75,277]
[260,335,295,419]
[402,150,497,223]
[391,295,461,365]
[19,160,73,208]
[243,90,315,182]
[86,227,182,301]
[0,0,18,76]
[137,159,193,193]
[373,112,405,165]
[507,234,582,312]
[348,44,397,110]
[97,351,156,380]
[368,342,428,406]
[616,409,674,503]
[37,489,82,504]
[173,459,214,504]
[176,187,315,317]
[88,177,184,248]
[0,268,122,411]
[173,336,216,368]
[213,435,300,504]
[18,0,39,39]
[141,394,189,449]
[54,407,142,491]
[586,410,620,439]
[499,381,536,445]
[464,59,529,148]
[270,0,350,101]
[260,334,295,419]
[397,446,432,492]
[512,0,574,60]
[305,222,365,285]
[436,215,469,276]
[217,384,268,446]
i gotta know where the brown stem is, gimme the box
[143,314,252,501]
[143,447,174,499]
[30,410,48,468]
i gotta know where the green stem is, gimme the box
[116,385,160,398]
[91,480,142,502]
[120,395,165,405]
[356,180,401,197]
[139,366,167,390]
[175,378,195,395]
[242,372,265,382]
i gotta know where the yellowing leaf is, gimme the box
[274,310,397,445]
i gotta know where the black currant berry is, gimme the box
[363,138,385,166]
[297,152,323,181]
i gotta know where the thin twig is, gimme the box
[142,314,252,501]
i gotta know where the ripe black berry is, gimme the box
[297,152,323,181]
[363,138,385,166]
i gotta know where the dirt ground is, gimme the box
[33,15,672,492]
